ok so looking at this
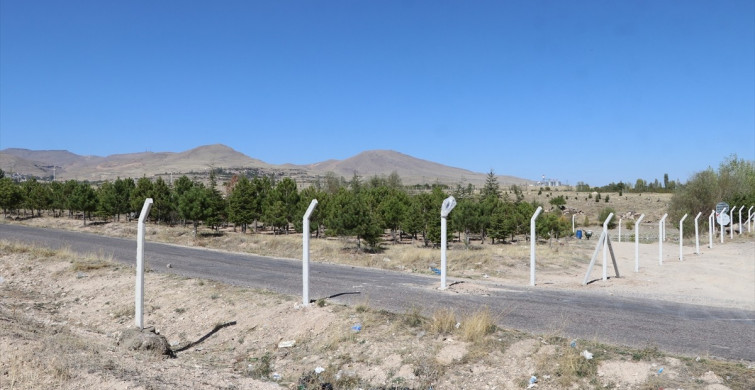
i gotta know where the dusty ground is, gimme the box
[1,214,754,389]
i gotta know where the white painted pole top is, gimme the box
[441,196,457,218]
[138,198,153,224]
[304,199,318,219]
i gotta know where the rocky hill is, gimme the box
[0,144,532,187]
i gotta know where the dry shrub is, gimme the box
[460,308,496,342]
[429,308,457,335]
[552,346,599,386]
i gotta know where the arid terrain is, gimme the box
[1,206,754,389]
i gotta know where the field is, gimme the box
[1,189,754,389]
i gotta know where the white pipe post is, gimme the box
[634,214,645,272]
[720,208,726,244]
[679,214,688,261]
[602,213,614,281]
[729,206,736,240]
[694,212,702,254]
[572,214,576,233]
[748,206,754,233]
[135,198,153,330]
[658,213,668,265]
[708,210,715,248]
[738,205,744,234]
[530,206,543,286]
[618,217,622,243]
[302,199,318,306]
[440,196,457,290]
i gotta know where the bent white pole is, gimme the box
[440,196,457,290]
[135,198,154,330]
[634,214,645,272]
[730,206,735,240]
[748,206,754,233]
[738,205,744,234]
[658,213,668,265]
[530,206,543,286]
[572,214,576,233]
[708,210,715,248]
[694,212,702,254]
[302,199,318,306]
[721,209,726,244]
[679,214,688,261]
[602,213,614,281]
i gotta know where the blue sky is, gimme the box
[1,1,753,186]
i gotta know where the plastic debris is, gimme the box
[351,323,362,332]
[430,267,441,275]
[272,372,281,381]
[580,350,593,360]
[278,340,296,348]
[570,339,577,348]
[657,367,664,374]
[315,366,325,374]
[529,376,537,384]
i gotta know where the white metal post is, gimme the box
[658,213,668,265]
[679,214,688,261]
[135,198,153,330]
[602,213,614,281]
[694,212,702,254]
[572,214,576,233]
[530,206,543,286]
[618,217,622,243]
[730,206,735,240]
[709,210,715,248]
[302,199,318,306]
[634,214,645,272]
[440,196,456,290]
[738,205,744,234]
[721,208,727,244]
[748,206,754,233]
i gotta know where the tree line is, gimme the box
[0,169,572,250]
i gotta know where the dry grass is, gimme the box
[429,308,457,335]
[459,307,496,343]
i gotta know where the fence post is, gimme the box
[679,214,688,260]
[694,212,702,254]
[530,206,543,286]
[708,210,715,248]
[634,214,645,272]
[302,199,318,306]
[659,213,668,265]
[440,196,457,290]
[135,198,153,330]
[602,213,614,281]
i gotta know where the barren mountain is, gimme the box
[1,144,532,186]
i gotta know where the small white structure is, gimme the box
[634,214,645,272]
[582,213,619,285]
[135,198,153,330]
[693,212,702,255]
[439,196,457,290]
[658,213,668,265]
[302,199,318,306]
[679,214,688,261]
[530,206,543,286]
[708,210,715,249]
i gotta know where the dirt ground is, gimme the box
[1,216,754,389]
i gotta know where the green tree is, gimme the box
[151,177,174,225]
[549,195,566,208]
[71,182,97,225]
[228,176,255,232]
[376,188,409,243]
[131,177,154,214]
[481,170,500,200]
[178,184,211,237]
[0,178,22,217]
[325,188,381,250]
[598,207,617,229]
[113,178,135,221]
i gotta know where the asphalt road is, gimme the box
[2,223,753,361]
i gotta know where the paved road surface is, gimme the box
[2,224,753,361]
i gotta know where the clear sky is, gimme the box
[1,1,753,186]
